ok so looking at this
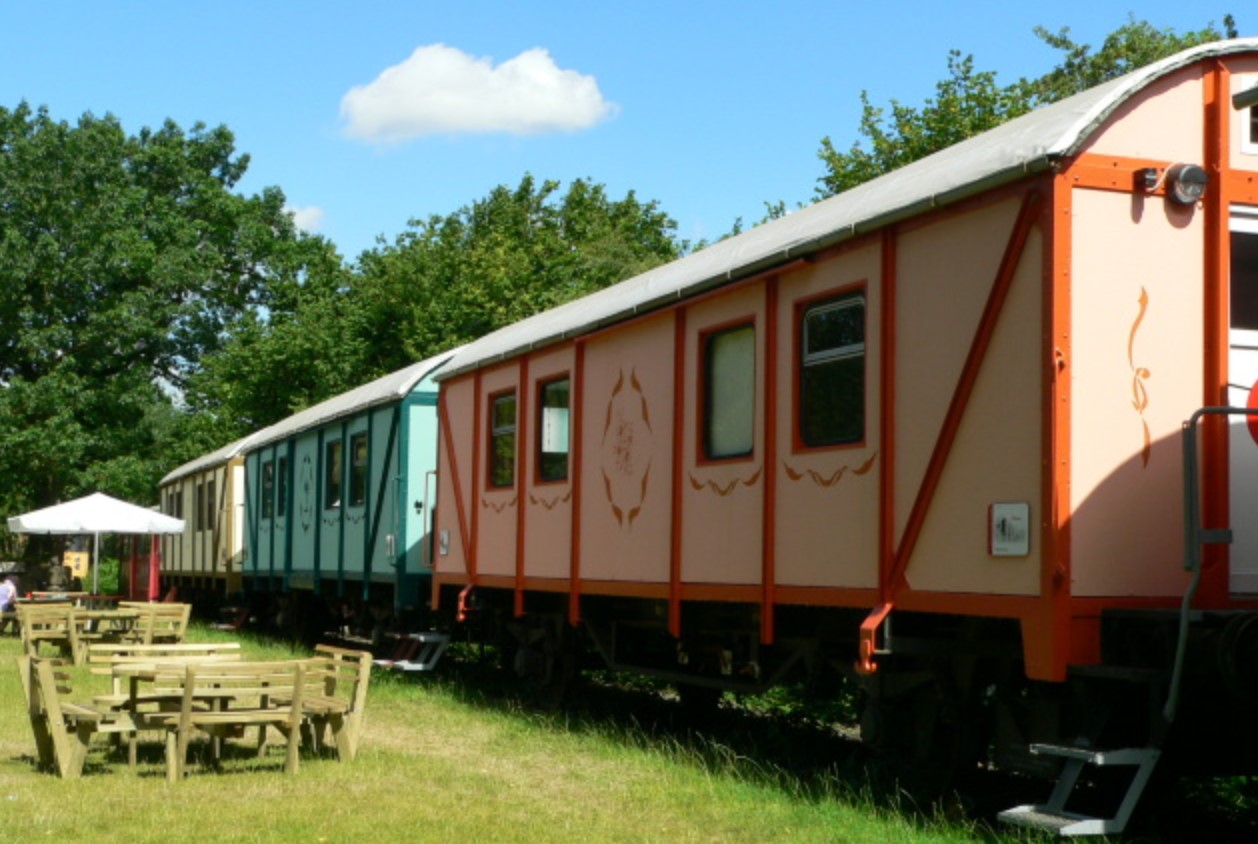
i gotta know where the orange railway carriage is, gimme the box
[431,40,1258,832]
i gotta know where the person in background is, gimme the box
[0,574,17,634]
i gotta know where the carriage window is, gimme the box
[490,392,517,488]
[800,295,865,447]
[538,378,570,482]
[349,433,368,507]
[276,456,288,518]
[194,482,204,531]
[325,440,342,509]
[261,462,274,520]
[704,324,755,459]
[207,478,216,532]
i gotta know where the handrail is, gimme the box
[1165,406,1254,724]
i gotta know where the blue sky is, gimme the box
[0,2,1240,260]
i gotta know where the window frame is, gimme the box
[1244,103,1258,156]
[349,432,368,507]
[488,390,518,489]
[276,455,288,518]
[794,287,867,452]
[535,374,572,484]
[261,460,274,520]
[698,319,757,463]
[324,439,343,510]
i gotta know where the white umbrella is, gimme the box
[7,492,185,594]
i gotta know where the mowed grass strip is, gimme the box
[0,626,1005,843]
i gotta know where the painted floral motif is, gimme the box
[600,369,653,528]
[783,453,877,487]
[1129,287,1152,468]
[481,495,517,514]
[688,468,763,496]
[528,490,573,511]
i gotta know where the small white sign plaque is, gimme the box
[989,502,1030,557]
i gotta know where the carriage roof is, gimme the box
[239,350,457,454]
[438,38,1258,380]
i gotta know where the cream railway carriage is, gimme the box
[429,40,1258,835]
[158,434,256,600]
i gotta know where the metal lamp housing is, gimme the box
[1166,163,1208,205]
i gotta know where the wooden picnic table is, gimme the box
[113,661,307,781]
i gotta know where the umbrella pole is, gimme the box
[92,532,100,595]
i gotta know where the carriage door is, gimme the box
[1228,206,1258,593]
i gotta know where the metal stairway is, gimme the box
[372,631,451,672]
[997,743,1162,836]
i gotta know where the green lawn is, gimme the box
[0,626,1029,843]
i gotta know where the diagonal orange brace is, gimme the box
[855,602,894,675]
[456,584,475,623]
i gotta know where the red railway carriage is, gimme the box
[432,40,1258,834]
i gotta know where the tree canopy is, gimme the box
[183,174,681,440]
[815,16,1238,198]
[0,103,320,517]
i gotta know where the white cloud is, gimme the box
[286,204,325,232]
[340,44,617,144]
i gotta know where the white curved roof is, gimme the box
[439,38,1258,379]
[242,349,458,453]
[162,350,459,484]
[160,433,261,486]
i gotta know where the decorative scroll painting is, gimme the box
[1128,287,1152,468]
[600,370,653,528]
[784,453,877,487]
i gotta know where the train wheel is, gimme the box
[860,666,984,800]
[505,614,577,708]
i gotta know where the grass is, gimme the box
[0,626,1026,844]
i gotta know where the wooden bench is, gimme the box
[88,642,244,705]
[68,609,140,666]
[118,602,192,645]
[269,645,372,762]
[132,660,307,781]
[17,656,136,778]
[16,603,74,659]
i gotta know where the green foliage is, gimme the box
[0,103,315,516]
[816,15,1237,198]
[356,174,681,368]
[193,174,683,433]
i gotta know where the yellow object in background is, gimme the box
[63,551,89,578]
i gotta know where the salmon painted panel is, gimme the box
[578,314,675,583]
[773,249,881,589]
[523,345,576,581]
[681,284,765,585]
[435,378,475,577]
[475,365,520,578]
[1070,188,1202,597]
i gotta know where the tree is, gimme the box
[0,103,312,512]
[816,16,1238,198]
[187,175,682,436]
[354,174,680,372]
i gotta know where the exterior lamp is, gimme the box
[1165,163,1208,205]
[1233,85,1258,111]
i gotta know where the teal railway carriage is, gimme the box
[242,352,455,619]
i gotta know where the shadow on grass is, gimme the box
[383,645,1258,844]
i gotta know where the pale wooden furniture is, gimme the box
[18,656,136,778]
[117,602,191,645]
[16,603,74,659]
[129,660,307,782]
[265,644,372,762]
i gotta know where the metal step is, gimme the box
[997,745,1161,837]
[372,631,450,673]
[1029,743,1155,766]
[997,806,1123,837]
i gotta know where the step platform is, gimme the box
[997,743,1161,837]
